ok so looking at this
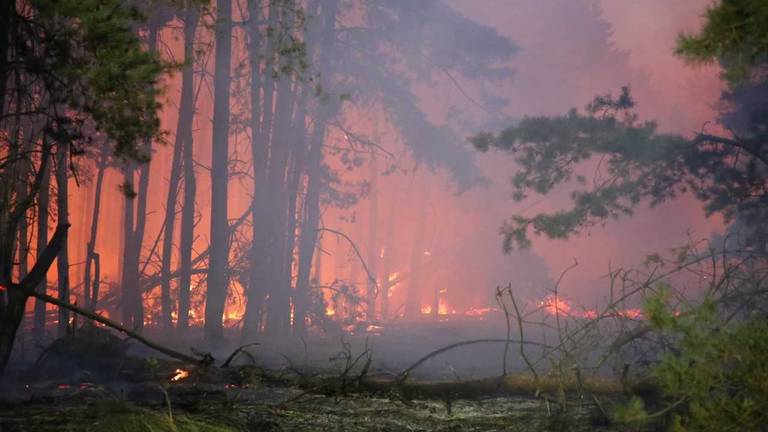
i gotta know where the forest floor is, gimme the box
[0,376,632,432]
[0,326,656,431]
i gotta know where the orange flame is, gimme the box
[171,368,189,382]
[539,295,572,316]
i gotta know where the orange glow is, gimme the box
[171,368,189,382]
[438,301,454,315]
[618,308,643,319]
[464,306,497,317]
[540,295,572,316]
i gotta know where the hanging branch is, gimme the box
[316,228,379,293]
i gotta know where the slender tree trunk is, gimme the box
[293,0,338,334]
[119,24,158,331]
[83,156,105,311]
[120,168,136,327]
[263,73,297,337]
[405,183,428,320]
[160,4,198,331]
[34,156,49,337]
[132,160,150,328]
[366,152,378,319]
[0,0,12,122]
[55,146,70,336]
[379,194,397,321]
[293,117,327,335]
[160,130,183,332]
[205,0,233,343]
[178,2,199,336]
[0,224,69,379]
[284,84,309,332]
[242,0,267,341]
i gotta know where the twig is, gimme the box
[222,343,260,368]
[396,338,551,382]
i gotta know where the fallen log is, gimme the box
[30,291,211,367]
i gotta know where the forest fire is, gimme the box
[3,0,763,430]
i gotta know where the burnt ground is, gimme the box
[0,326,659,431]
[0,377,628,432]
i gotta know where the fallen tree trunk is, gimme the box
[30,290,211,366]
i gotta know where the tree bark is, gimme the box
[83,155,105,311]
[205,0,233,343]
[178,1,200,336]
[33,155,49,337]
[242,0,268,342]
[55,145,70,337]
[0,223,68,380]
[161,2,198,332]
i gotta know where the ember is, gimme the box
[171,369,190,382]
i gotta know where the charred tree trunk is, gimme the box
[177,2,199,336]
[55,145,70,336]
[263,75,295,337]
[293,108,329,336]
[83,155,105,311]
[120,168,137,327]
[242,0,268,341]
[33,155,49,337]
[0,146,62,379]
[293,0,338,334]
[119,24,158,331]
[205,0,233,343]
[160,2,199,332]
[160,117,184,331]
[283,84,309,332]
[0,0,11,122]
[133,158,150,328]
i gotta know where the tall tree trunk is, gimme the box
[178,2,200,336]
[405,183,428,320]
[55,146,70,336]
[0,0,12,122]
[120,168,137,327]
[263,72,297,337]
[120,24,158,331]
[205,0,233,343]
[379,192,397,321]
[83,155,105,311]
[160,127,183,332]
[0,223,68,380]
[284,84,309,332]
[160,3,199,331]
[292,109,327,335]
[132,160,150,328]
[365,152,378,320]
[293,0,338,334]
[0,133,56,377]
[242,0,267,342]
[33,156,49,337]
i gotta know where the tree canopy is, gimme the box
[472,0,768,253]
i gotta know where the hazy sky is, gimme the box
[436,0,725,303]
